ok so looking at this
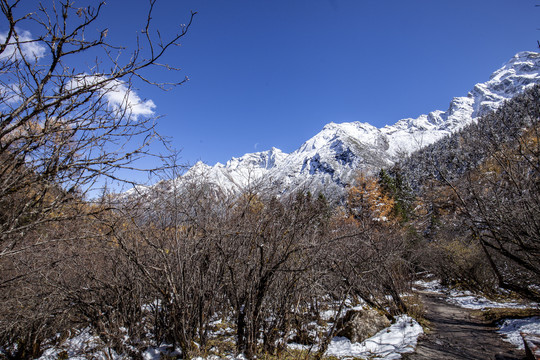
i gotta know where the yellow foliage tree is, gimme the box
[346,173,395,224]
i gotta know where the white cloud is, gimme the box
[0,83,22,105]
[0,29,46,61]
[68,74,156,119]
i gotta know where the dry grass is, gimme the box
[474,307,540,324]
[403,293,430,330]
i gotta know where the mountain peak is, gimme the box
[498,51,540,70]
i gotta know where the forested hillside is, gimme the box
[394,84,540,301]
[399,84,540,188]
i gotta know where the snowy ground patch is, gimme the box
[37,316,423,360]
[39,330,182,360]
[497,316,540,350]
[193,356,247,360]
[38,328,124,360]
[142,344,182,360]
[415,277,540,354]
[412,279,445,293]
[445,289,536,310]
[414,279,539,310]
[290,315,423,359]
[326,315,423,359]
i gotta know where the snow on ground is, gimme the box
[38,328,123,360]
[319,300,365,321]
[415,277,540,352]
[413,279,539,310]
[38,328,181,360]
[36,297,422,360]
[193,355,247,360]
[498,316,540,349]
[445,289,536,310]
[142,344,182,360]
[412,279,445,293]
[289,298,423,359]
[38,316,423,360]
[326,315,423,359]
[290,315,423,360]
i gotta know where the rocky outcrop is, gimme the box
[336,309,391,344]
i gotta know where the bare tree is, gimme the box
[457,117,540,300]
[0,0,195,254]
[204,190,332,358]
[415,86,540,299]
[112,174,230,359]
[0,0,195,356]
[330,173,414,315]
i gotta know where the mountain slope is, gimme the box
[180,51,540,196]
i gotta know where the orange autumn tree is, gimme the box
[345,173,395,225]
[329,173,413,315]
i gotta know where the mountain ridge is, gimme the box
[177,51,540,197]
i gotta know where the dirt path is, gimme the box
[402,290,526,360]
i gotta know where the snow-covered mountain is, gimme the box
[180,51,540,197]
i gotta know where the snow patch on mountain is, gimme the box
[182,147,288,195]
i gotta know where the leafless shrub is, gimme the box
[0,0,194,356]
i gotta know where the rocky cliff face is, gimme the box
[177,51,540,197]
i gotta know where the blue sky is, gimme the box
[151,0,537,167]
[14,0,540,171]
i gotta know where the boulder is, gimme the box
[336,308,391,343]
